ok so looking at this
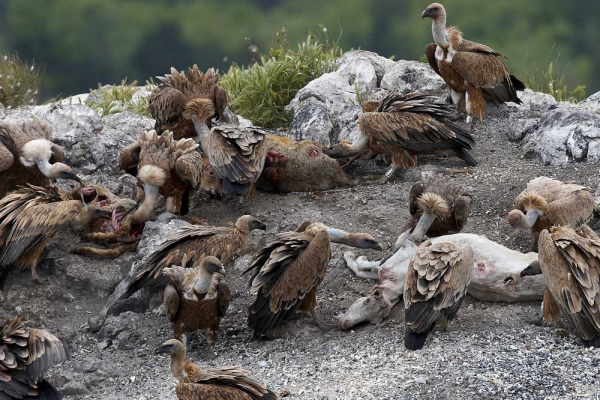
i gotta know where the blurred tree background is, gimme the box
[1,0,598,100]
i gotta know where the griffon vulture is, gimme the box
[119,130,203,216]
[0,118,81,198]
[326,92,477,183]
[0,317,70,400]
[0,185,110,286]
[538,225,600,347]
[243,221,383,339]
[163,256,230,348]
[121,215,266,299]
[154,339,277,400]
[148,65,227,139]
[404,240,474,350]
[395,171,472,248]
[422,3,525,122]
[508,177,595,250]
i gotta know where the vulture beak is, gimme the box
[520,260,542,278]
[61,171,82,183]
[91,207,113,220]
[252,220,267,231]
[154,345,166,355]
[422,8,431,19]
[524,211,539,229]
[410,213,436,243]
[217,264,227,276]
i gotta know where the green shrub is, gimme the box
[221,27,343,129]
[88,78,155,117]
[0,52,42,108]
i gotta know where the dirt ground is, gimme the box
[1,104,600,400]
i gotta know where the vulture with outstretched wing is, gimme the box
[148,65,227,140]
[326,92,476,183]
[0,318,70,400]
[422,3,525,122]
[404,240,474,350]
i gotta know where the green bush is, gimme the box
[0,52,42,108]
[221,27,343,129]
[88,78,155,117]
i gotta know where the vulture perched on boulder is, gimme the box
[422,3,525,122]
[395,171,472,248]
[0,184,110,286]
[537,225,600,347]
[119,130,203,216]
[404,240,474,350]
[0,317,70,400]
[243,221,383,339]
[163,256,231,348]
[508,177,595,250]
[326,92,477,184]
[121,215,266,299]
[148,65,227,139]
[155,339,277,400]
[0,118,81,198]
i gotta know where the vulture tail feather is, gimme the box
[510,75,526,92]
[26,380,62,400]
[222,179,251,197]
[452,148,478,166]
[583,335,600,348]
[404,328,431,350]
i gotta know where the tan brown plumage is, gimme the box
[0,185,110,286]
[422,3,525,121]
[396,171,472,248]
[538,225,600,347]
[0,318,70,400]
[243,222,383,339]
[148,66,228,140]
[121,215,266,299]
[404,240,474,350]
[200,125,268,198]
[118,130,202,217]
[326,92,477,183]
[508,177,596,250]
[162,256,231,347]
[155,339,277,400]
[0,119,80,199]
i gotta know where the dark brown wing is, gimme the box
[458,39,507,58]
[425,43,441,76]
[119,141,141,176]
[148,85,186,130]
[453,195,472,232]
[217,279,231,318]
[408,179,425,216]
[122,225,244,298]
[163,283,181,322]
[175,366,277,400]
[243,231,331,336]
[175,151,203,189]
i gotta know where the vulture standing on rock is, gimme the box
[326,92,477,184]
[0,184,110,286]
[0,118,81,199]
[537,225,600,347]
[163,256,231,348]
[395,171,472,248]
[121,215,266,298]
[243,221,383,339]
[148,65,227,139]
[0,318,70,400]
[119,130,203,216]
[404,240,474,350]
[155,339,277,400]
[508,177,595,250]
[422,3,525,122]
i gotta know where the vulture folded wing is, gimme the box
[0,141,13,172]
[408,180,425,216]
[0,200,81,267]
[148,85,186,128]
[176,366,277,400]
[175,151,203,189]
[404,242,473,333]
[25,329,71,383]
[163,283,181,321]
[458,39,507,58]
[453,195,472,231]
[545,189,595,227]
[118,142,141,176]
[425,43,441,76]
[48,144,66,165]
[217,279,231,318]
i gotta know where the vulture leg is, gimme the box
[22,243,47,283]
[377,165,398,184]
[465,92,472,124]
[165,197,177,213]
[300,290,336,331]
[343,251,380,280]
[450,90,464,106]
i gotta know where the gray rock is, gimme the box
[60,381,89,396]
[379,60,445,94]
[579,90,600,113]
[289,103,334,146]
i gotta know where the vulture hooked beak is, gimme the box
[251,220,267,231]
[520,260,542,278]
[154,344,169,355]
[422,8,432,19]
[60,171,82,183]
[410,213,436,243]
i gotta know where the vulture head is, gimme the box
[422,3,445,20]
[186,98,215,140]
[183,256,225,300]
[199,256,226,276]
[410,192,451,243]
[321,224,384,250]
[519,260,542,278]
[508,193,547,231]
[325,141,355,159]
[154,338,185,357]
[70,205,113,231]
[235,215,267,232]
[21,139,81,182]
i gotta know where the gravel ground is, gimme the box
[1,104,600,399]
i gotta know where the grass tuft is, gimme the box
[88,78,156,117]
[221,27,343,129]
[0,52,42,108]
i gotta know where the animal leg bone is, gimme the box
[343,251,380,280]
[70,243,137,259]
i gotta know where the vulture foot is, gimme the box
[311,311,336,331]
[466,115,473,124]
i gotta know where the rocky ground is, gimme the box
[2,52,600,399]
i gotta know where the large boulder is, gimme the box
[286,50,445,146]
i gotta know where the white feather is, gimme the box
[20,139,53,166]
[138,165,167,187]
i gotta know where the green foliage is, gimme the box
[209,28,342,129]
[522,52,586,103]
[0,52,42,108]
[88,78,155,117]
